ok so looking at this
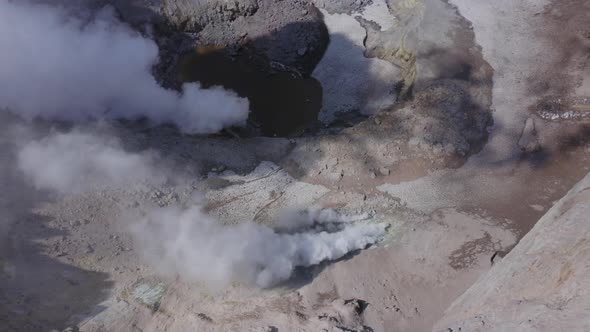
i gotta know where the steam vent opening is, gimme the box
[180,46,323,137]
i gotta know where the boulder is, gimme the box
[161,0,329,76]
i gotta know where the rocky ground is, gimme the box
[435,170,590,332]
[1,0,589,331]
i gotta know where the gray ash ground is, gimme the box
[3,0,590,331]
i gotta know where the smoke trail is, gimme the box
[0,0,249,134]
[130,203,387,288]
[17,130,386,287]
[17,130,164,194]
[4,0,386,287]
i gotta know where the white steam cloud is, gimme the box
[5,0,385,287]
[17,130,164,194]
[0,0,248,134]
[17,131,387,288]
[131,203,387,288]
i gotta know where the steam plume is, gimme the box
[131,203,387,288]
[0,0,248,134]
[17,130,164,194]
[4,0,385,288]
[17,130,386,287]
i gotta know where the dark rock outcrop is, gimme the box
[160,0,329,76]
[311,0,374,14]
[107,0,330,136]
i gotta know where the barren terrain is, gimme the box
[1,0,589,331]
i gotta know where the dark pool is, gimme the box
[179,46,323,137]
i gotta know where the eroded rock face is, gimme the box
[312,0,374,14]
[161,0,329,76]
[162,0,258,30]
[434,172,590,331]
[147,0,330,136]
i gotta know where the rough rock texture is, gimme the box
[161,0,329,76]
[143,0,330,136]
[293,0,493,186]
[283,76,492,190]
[312,0,374,14]
[434,171,590,332]
[396,79,492,156]
[312,7,402,123]
[163,0,258,30]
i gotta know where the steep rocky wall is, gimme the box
[311,0,374,14]
[162,0,258,30]
[434,171,590,331]
[160,0,329,76]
